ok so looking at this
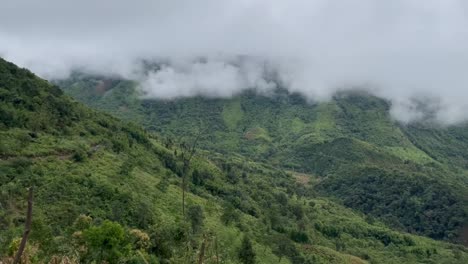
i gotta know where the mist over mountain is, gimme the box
[4,55,468,263]
[2,0,468,123]
[3,1,468,262]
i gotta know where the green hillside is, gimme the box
[57,75,468,244]
[1,58,467,263]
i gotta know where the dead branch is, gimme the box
[13,187,33,264]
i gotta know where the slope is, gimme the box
[56,74,468,244]
[4,58,468,263]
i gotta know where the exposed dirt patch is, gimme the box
[57,152,73,160]
[95,79,113,95]
[244,130,258,140]
[287,171,324,187]
[1,150,74,162]
[243,127,270,142]
[288,170,321,186]
[293,172,311,185]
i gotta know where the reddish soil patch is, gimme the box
[94,79,113,95]
[244,131,256,140]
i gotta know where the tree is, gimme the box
[148,225,174,261]
[82,220,130,264]
[238,236,256,264]
[221,203,240,225]
[192,169,203,185]
[187,205,204,234]
[227,170,239,184]
[13,187,33,264]
[197,234,208,264]
[290,203,304,220]
[272,237,297,263]
[129,229,150,250]
[180,130,203,217]
[289,230,309,244]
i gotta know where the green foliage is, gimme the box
[222,99,244,130]
[319,166,466,239]
[57,74,468,241]
[191,169,213,186]
[73,214,93,230]
[272,237,300,263]
[221,203,241,225]
[289,230,309,243]
[238,236,256,264]
[147,224,176,261]
[72,145,88,162]
[81,220,130,263]
[187,204,204,234]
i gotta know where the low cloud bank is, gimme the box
[2,0,468,124]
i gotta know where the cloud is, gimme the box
[139,57,276,99]
[1,0,468,123]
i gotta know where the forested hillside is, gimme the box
[1,58,468,263]
[57,74,468,245]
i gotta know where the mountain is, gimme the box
[57,74,468,243]
[1,59,468,263]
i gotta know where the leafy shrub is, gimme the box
[82,220,130,264]
[289,230,309,243]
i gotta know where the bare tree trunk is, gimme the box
[182,169,186,217]
[180,130,202,218]
[215,236,219,264]
[137,250,149,264]
[13,187,33,264]
[198,235,207,264]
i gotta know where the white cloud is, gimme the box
[1,0,468,123]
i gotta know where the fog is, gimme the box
[1,0,468,124]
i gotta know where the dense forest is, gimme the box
[58,73,468,242]
[1,58,468,263]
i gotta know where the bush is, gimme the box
[72,148,87,162]
[82,221,130,264]
[238,236,256,264]
[289,230,309,243]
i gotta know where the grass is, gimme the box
[222,99,244,130]
[384,146,434,164]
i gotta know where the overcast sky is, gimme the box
[1,0,468,123]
